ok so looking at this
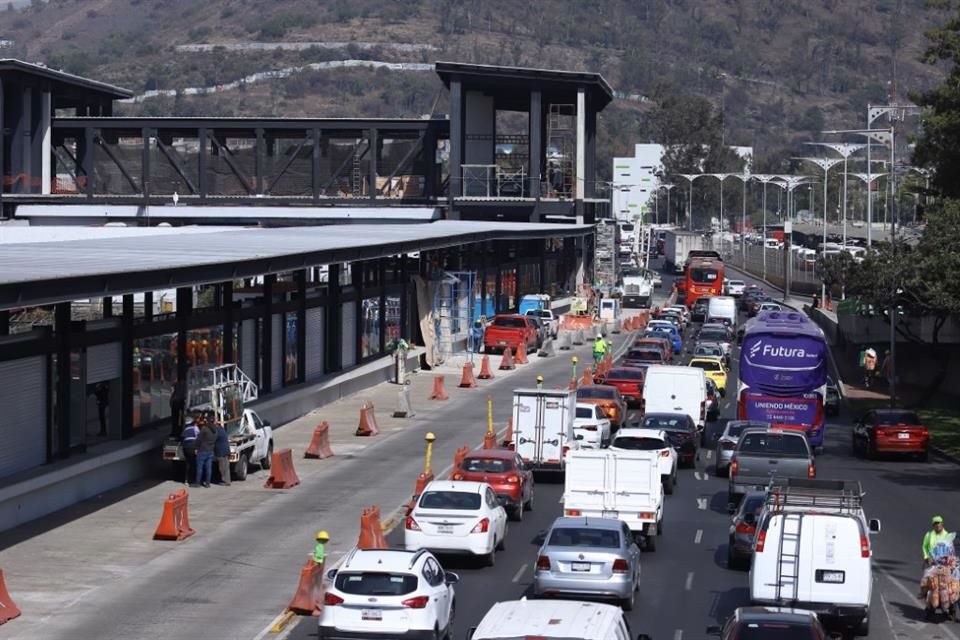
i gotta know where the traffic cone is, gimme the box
[515,341,529,365]
[499,348,516,370]
[477,355,494,379]
[582,368,593,386]
[429,375,449,400]
[458,362,478,388]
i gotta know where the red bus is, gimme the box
[684,258,724,306]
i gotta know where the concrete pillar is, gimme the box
[41,90,51,194]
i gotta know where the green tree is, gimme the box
[815,252,856,296]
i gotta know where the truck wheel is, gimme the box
[645,535,657,552]
[261,442,274,470]
[510,504,524,522]
[524,488,534,512]
[233,453,249,481]
[855,614,869,637]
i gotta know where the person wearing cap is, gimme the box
[593,333,608,369]
[923,516,951,565]
[469,319,484,353]
[180,416,200,486]
[313,530,329,564]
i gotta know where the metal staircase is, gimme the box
[351,141,365,197]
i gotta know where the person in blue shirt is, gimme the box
[214,422,231,486]
[180,417,199,485]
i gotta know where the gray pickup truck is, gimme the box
[727,427,815,508]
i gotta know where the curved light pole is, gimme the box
[659,184,676,227]
[678,173,710,230]
[751,174,780,279]
[706,174,732,254]
[806,142,865,250]
[847,171,887,229]
[728,173,750,260]
[796,156,844,303]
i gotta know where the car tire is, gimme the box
[497,529,506,551]
[918,450,930,462]
[525,487,534,512]
[261,442,273,470]
[485,546,497,567]
[233,453,248,481]
[510,504,523,522]
[663,475,674,496]
[621,584,636,612]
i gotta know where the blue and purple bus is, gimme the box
[737,311,829,448]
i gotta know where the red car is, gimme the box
[451,449,534,521]
[634,336,672,362]
[577,384,628,428]
[483,314,539,355]
[853,409,930,460]
[597,366,645,407]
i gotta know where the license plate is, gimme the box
[898,432,910,439]
[571,562,591,572]
[816,570,845,584]
[361,609,383,621]
[437,525,454,534]
[602,510,619,519]
[498,340,507,345]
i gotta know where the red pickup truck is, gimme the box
[483,314,539,354]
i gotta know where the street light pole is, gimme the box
[806,142,865,251]
[707,173,731,252]
[751,175,780,279]
[796,156,843,304]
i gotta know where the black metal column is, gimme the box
[176,287,192,387]
[448,79,463,211]
[296,269,307,384]
[262,274,275,394]
[529,89,543,201]
[0,310,8,336]
[378,259,387,353]
[399,254,409,342]
[121,294,134,439]
[368,128,378,201]
[495,265,503,314]
[354,262,364,364]
[54,302,71,459]
[142,127,151,207]
[102,297,113,318]
[143,291,153,322]
[311,127,321,202]
[223,281,235,364]
[423,125,437,200]
[255,128,265,195]
[198,127,208,201]
[84,127,96,197]
[326,264,343,373]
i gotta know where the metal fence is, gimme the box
[720,243,822,294]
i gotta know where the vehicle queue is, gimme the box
[316,262,953,640]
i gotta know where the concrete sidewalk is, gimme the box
[0,302,658,640]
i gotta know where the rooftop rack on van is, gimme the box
[765,478,865,514]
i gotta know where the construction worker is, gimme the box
[536,375,544,390]
[922,516,951,566]
[313,530,329,564]
[863,348,877,388]
[593,333,608,370]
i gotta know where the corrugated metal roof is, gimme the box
[14,205,441,222]
[0,221,590,309]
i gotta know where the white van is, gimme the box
[707,296,737,328]
[750,479,880,636]
[513,388,576,472]
[469,598,648,640]
[642,365,708,429]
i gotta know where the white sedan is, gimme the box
[610,428,678,495]
[572,402,613,448]
[404,481,508,566]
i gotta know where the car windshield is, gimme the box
[526,310,551,319]
[492,317,526,328]
[335,572,419,596]
[699,330,728,341]
[462,457,514,473]
[578,387,615,400]
[643,416,687,430]
[627,350,662,361]
[733,623,816,639]
[690,360,722,372]
[737,433,810,456]
[607,368,645,380]
[548,527,620,549]
[877,411,920,425]
[419,491,482,510]
[613,436,666,451]
[730,280,745,287]
[690,267,720,283]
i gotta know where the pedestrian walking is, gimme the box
[180,417,199,486]
[863,348,877,389]
[169,381,186,438]
[214,421,231,486]
[94,382,109,436]
[469,320,484,354]
[313,530,329,564]
[196,418,216,488]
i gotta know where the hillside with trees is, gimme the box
[0,0,949,180]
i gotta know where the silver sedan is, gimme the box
[715,420,771,476]
[533,516,641,610]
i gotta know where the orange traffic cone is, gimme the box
[477,355,494,379]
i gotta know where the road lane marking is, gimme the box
[685,572,694,590]
[512,563,528,583]
[694,529,703,544]
[696,496,708,510]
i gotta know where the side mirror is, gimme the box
[326,568,338,580]
[869,519,882,534]
[444,571,460,585]
[465,628,476,640]
[575,434,585,441]
[262,420,272,428]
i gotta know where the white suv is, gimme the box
[610,428,678,495]
[319,548,458,640]
[726,280,746,296]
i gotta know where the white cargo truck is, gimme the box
[562,449,664,551]
[621,267,653,308]
[513,388,577,473]
[663,230,704,274]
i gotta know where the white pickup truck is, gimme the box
[562,449,664,551]
[524,308,559,338]
[163,408,274,481]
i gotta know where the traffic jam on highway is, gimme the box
[303,237,957,640]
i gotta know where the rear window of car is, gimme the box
[462,457,514,473]
[419,491,482,510]
[737,433,810,456]
[578,387,615,400]
[526,310,551,318]
[335,572,419,596]
[695,346,722,356]
[548,527,620,548]
[876,411,920,425]
[627,350,662,361]
[576,406,596,419]
[690,360,722,371]
[492,317,525,328]
[612,436,665,451]
[608,368,644,380]
[730,280,745,287]
[733,623,816,639]
[699,330,728,341]
[642,416,686,430]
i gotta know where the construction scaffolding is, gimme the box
[432,271,475,361]
[546,104,575,199]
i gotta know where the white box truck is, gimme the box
[663,230,703,274]
[562,449,664,551]
[513,388,577,472]
[642,365,708,431]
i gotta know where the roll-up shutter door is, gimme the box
[305,306,324,381]
[87,342,121,383]
[341,301,357,368]
[241,319,256,380]
[271,314,282,391]
[0,356,47,479]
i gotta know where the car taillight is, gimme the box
[700,401,706,421]
[612,559,630,574]
[562,446,570,457]
[324,593,344,606]
[755,529,767,553]
[607,407,617,418]
[721,440,736,450]
[735,522,755,535]
[860,535,871,558]
[730,460,738,477]
[638,512,654,519]
[471,518,490,533]
[876,428,886,437]
[565,509,582,516]
[660,450,671,457]
[506,474,520,484]
[452,472,464,481]
[402,596,430,609]
[405,515,421,531]
[536,555,551,571]
[807,463,816,479]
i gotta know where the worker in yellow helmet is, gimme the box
[314,530,329,564]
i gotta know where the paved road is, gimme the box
[289,260,960,640]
